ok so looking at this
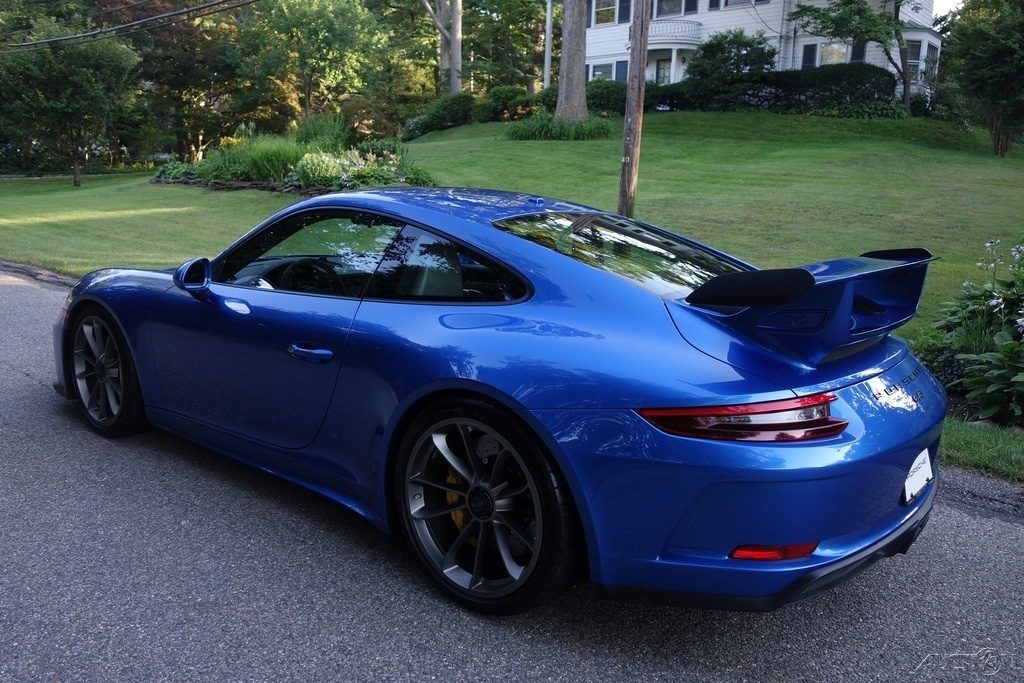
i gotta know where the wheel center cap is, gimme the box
[467,487,494,520]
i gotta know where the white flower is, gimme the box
[986,239,1000,252]
[989,296,1004,310]
[1012,245,1024,261]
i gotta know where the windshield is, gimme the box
[493,212,744,298]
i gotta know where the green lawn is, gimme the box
[0,174,293,275]
[2,111,1024,480]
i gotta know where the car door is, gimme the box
[150,208,404,450]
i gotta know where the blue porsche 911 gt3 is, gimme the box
[53,188,945,613]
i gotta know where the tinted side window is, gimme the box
[365,226,527,302]
[215,210,403,298]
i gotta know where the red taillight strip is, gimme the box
[636,393,848,442]
[730,542,818,561]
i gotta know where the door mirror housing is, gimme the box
[173,257,211,293]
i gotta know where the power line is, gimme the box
[2,0,254,52]
[0,0,163,40]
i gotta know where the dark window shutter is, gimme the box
[684,0,697,12]
[615,60,629,82]
[619,0,631,23]
[801,44,817,70]
[851,41,866,62]
[586,0,593,27]
[709,0,720,8]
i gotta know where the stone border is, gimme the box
[0,260,76,287]
[151,177,336,197]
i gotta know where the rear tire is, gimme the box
[68,307,147,437]
[394,397,583,614]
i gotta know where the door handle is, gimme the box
[287,343,333,363]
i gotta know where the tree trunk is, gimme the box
[618,0,651,217]
[988,105,1013,157]
[893,2,912,112]
[72,156,81,187]
[556,0,588,122]
[543,0,554,89]
[449,0,462,93]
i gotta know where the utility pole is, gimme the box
[543,0,553,88]
[616,0,651,217]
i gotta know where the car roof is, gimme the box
[299,187,602,225]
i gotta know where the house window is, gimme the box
[594,0,617,25]
[656,0,682,16]
[924,42,939,83]
[801,44,817,69]
[685,0,697,13]
[656,58,671,85]
[906,40,922,82]
[850,41,867,62]
[709,0,720,9]
[591,63,614,80]
[615,60,629,82]
[820,42,847,66]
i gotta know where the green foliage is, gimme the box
[789,0,903,48]
[910,92,933,117]
[154,160,195,181]
[504,111,612,141]
[945,0,1024,156]
[586,80,628,115]
[537,84,559,112]
[811,101,909,119]
[348,163,400,187]
[757,63,897,110]
[924,240,1024,424]
[932,80,978,132]
[402,92,477,139]
[0,33,139,182]
[294,113,355,152]
[398,164,436,187]
[355,137,407,158]
[686,30,778,110]
[292,151,349,187]
[506,94,540,120]
[237,0,381,117]
[652,81,691,111]
[239,136,310,181]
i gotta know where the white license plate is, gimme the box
[904,449,933,503]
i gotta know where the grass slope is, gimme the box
[0,174,293,275]
[408,112,1024,340]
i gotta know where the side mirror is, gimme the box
[173,257,211,293]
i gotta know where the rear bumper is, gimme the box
[595,480,935,611]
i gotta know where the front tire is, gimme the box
[69,308,147,437]
[395,398,583,614]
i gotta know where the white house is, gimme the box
[584,0,943,88]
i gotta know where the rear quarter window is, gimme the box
[493,212,743,298]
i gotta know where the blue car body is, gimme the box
[53,188,945,608]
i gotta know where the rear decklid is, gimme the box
[668,249,937,390]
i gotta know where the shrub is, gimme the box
[295,113,354,152]
[653,80,691,111]
[474,98,503,123]
[923,240,1024,424]
[504,111,612,141]
[932,80,977,132]
[355,137,407,158]
[811,101,909,119]
[154,160,194,180]
[292,151,348,188]
[193,145,250,181]
[687,29,777,110]
[586,79,628,115]
[755,63,898,111]
[506,94,540,120]
[480,85,530,121]
[910,92,933,117]
[402,91,476,140]
[241,136,309,181]
[398,164,436,186]
[348,163,400,188]
[537,84,558,111]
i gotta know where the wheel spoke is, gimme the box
[411,501,466,520]
[104,381,121,415]
[431,431,473,482]
[494,512,534,552]
[410,474,466,496]
[442,520,478,571]
[84,322,104,359]
[471,521,492,589]
[75,368,96,380]
[494,483,530,512]
[493,522,525,581]
[455,423,479,478]
[74,347,96,364]
[487,448,509,486]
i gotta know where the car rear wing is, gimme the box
[684,249,937,367]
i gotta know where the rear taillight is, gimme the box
[730,542,818,561]
[636,393,847,442]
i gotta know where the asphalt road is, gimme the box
[2,269,1024,682]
